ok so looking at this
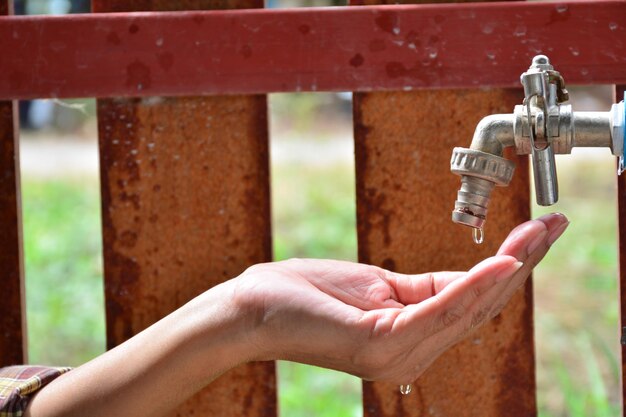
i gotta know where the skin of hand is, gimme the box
[233,213,569,384]
[25,213,568,417]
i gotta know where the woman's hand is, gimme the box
[234,213,569,384]
[25,213,568,417]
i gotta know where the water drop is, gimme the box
[428,50,438,59]
[513,25,527,37]
[473,228,484,245]
[555,4,568,13]
[486,52,496,61]
[482,23,494,34]
[399,384,412,395]
[156,37,164,47]
[609,22,618,31]
[568,46,579,56]
[392,27,400,35]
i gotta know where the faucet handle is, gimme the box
[531,143,559,206]
[549,72,569,103]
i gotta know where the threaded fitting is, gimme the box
[450,148,516,229]
[450,148,515,186]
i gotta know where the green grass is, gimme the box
[22,179,105,366]
[272,163,357,261]
[20,151,622,416]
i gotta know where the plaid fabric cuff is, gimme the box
[0,365,71,417]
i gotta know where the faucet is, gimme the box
[451,55,626,235]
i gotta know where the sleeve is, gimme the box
[0,365,71,417]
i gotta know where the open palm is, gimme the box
[234,213,568,384]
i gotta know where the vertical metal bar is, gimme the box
[616,84,626,417]
[94,1,276,416]
[351,1,534,416]
[0,0,26,367]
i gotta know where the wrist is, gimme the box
[172,278,266,386]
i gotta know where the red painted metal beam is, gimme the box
[0,0,624,99]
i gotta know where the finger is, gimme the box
[398,255,522,336]
[386,271,466,305]
[497,213,568,261]
[424,214,569,353]
[487,213,569,318]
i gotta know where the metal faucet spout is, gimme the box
[469,114,515,156]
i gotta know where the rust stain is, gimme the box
[94,2,274,416]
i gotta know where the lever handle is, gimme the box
[532,143,558,206]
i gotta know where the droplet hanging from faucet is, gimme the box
[473,228,484,245]
[399,384,412,395]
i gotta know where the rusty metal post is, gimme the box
[94,1,276,416]
[351,1,535,416]
[616,84,626,417]
[0,0,26,368]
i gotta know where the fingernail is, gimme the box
[547,221,569,246]
[536,212,567,223]
[495,261,524,282]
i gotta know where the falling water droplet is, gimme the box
[399,384,412,395]
[473,228,484,245]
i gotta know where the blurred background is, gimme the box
[14,1,622,417]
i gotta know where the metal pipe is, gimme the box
[469,114,515,156]
[572,112,612,149]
